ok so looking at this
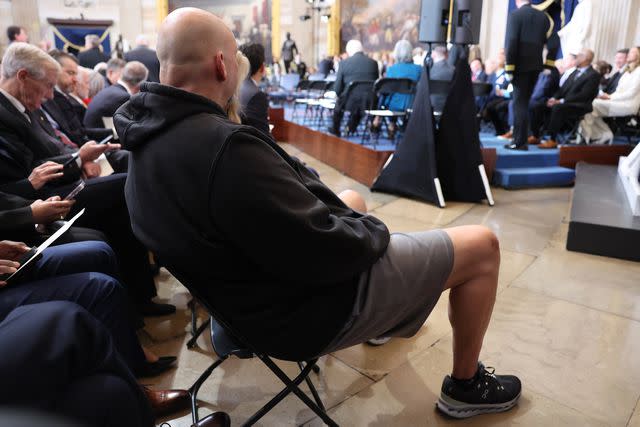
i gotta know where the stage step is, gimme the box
[567,163,640,262]
[493,166,575,189]
[494,148,559,168]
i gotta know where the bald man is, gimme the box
[116,8,522,420]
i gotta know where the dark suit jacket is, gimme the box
[239,78,270,135]
[0,93,81,197]
[531,68,560,105]
[505,4,550,74]
[0,191,33,233]
[430,60,455,112]
[472,70,488,83]
[553,67,600,109]
[42,90,112,145]
[603,70,623,94]
[78,47,109,69]
[333,52,379,97]
[84,84,130,129]
[68,95,87,123]
[124,46,160,83]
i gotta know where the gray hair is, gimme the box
[121,61,148,86]
[107,58,126,72]
[1,42,60,80]
[346,39,363,57]
[85,34,101,48]
[135,34,149,46]
[393,40,414,63]
[88,70,105,98]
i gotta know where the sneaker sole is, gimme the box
[436,393,521,419]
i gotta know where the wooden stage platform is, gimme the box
[270,108,497,187]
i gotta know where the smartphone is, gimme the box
[97,134,114,145]
[64,181,85,200]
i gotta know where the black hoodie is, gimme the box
[115,83,390,360]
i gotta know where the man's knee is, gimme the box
[465,225,500,271]
[338,189,367,213]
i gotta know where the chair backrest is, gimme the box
[374,78,416,97]
[307,72,326,81]
[280,73,300,92]
[342,80,376,110]
[430,79,451,95]
[472,82,493,97]
[296,79,311,91]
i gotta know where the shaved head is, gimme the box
[157,7,238,108]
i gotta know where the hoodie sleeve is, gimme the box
[209,131,390,285]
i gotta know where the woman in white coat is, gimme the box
[580,46,640,143]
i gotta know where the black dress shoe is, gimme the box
[504,143,528,151]
[327,127,340,137]
[138,301,176,317]
[137,356,177,378]
[143,387,190,418]
[192,412,231,427]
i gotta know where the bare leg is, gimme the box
[338,189,368,213]
[443,225,500,379]
[143,346,159,363]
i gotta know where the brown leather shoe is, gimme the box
[191,412,231,427]
[527,136,540,145]
[498,130,513,140]
[538,139,558,149]
[144,387,190,418]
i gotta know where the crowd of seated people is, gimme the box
[472,44,640,147]
[0,32,236,426]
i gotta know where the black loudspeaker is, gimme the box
[452,0,483,44]
[418,0,451,43]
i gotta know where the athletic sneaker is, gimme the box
[436,362,521,418]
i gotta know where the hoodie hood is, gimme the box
[114,82,227,151]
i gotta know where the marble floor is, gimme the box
[144,143,640,427]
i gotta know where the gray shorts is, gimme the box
[322,230,454,354]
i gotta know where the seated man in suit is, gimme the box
[470,59,488,83]
[533,48,600,148]
[0,302,217,426]
[429,45,455,113]
[603,48,629,94]
[125,34,160,83]
[84,60,148,129]
[43,49,128,172]
[330,39,379,137]
[78,34,109,69]
[0,239,177,379]
[117,8,522,419]
[0,43,171,317]
[238,42,270,135]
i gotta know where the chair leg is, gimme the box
[248,355,339,427]
[188,356,227,424]
[187,319,210,349]
[298,361,325,411]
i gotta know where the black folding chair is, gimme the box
[174,270,338,427]
[429,79,452,124]
[361,78,417,146]
[335,80,375,136]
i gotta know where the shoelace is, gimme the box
[478,365,505,391]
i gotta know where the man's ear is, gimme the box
[259,63,266,76]
[214,52,227,82]
[16,69,28,82]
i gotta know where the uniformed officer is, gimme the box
[504,0,555,150]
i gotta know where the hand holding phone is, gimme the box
[64,181,85,200]
[97,134,114,145]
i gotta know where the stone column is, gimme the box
[11,0,41,45]
[0,0,13,53]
